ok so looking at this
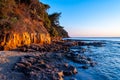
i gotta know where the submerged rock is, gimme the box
[81,65,89,69]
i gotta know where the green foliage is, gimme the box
[48,12,68,37]
[56,26,69,37]
[49,12,61,26]
[49,27,58,37]
[10,17,18,23]
[44,13,51,31]
[0,0,16,19]
[0,22,11,31]
[43,4,50,10]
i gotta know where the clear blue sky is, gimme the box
[41,0,120,37]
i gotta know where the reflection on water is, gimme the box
[65,37,120,80]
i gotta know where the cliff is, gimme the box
[0,0,68,50]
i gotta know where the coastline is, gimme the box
[0,40,102,80]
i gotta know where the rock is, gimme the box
[66,53,71,58]
[52,73,64,80]
[27,57,37,64]
[37,64,50,69]
[63,71,73,76]
[69,66,77,74]
[0,46,4,51]
[16,63,26,68]
[64,63,69,68]
[81,65,89,69]
[79,59,89,64]
[87,57,92,61]
[90,62,97,67]
[70,77,77,80]
[78,41,86,46]
[81,48,86,52]
[63,42,77,46]
[63,66,77,76]
[31,66,41,71]
[20,47,27,52]
[19,61,32,67]
[27,49,36,52]
[29,71,41,80]
[38,60,45,64]
[57,71,64,77]
[80,55,87,59]
[0,73,6,80]
[29,44,40,51]
[24,55,32,58]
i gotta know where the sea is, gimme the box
[64,37,120,80]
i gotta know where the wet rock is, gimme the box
[69,66,77,74]
[63,42,77,46]
[63,71,73,76]
[90,62,97,67]
[63,66,77,76]
[57,71,64,78]
[64,63,69,68]
[78,41,86,46]
[70,77,77,80]
[31,66,41,71]
[27,57,37,64]
[37,64,50,69]
[81,65,89,69]
[73,58,89,64]
[29,71,42,80]
[87,57,92,61]
[81,48,86,52]
[66,53,71,58]
[79,55,87,59]
[78,41,104,47]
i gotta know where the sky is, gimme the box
[41,0,120,37]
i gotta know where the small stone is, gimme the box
[57,71,64,77]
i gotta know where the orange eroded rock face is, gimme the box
[0,32,51,50]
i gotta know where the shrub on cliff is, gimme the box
[48,13,69,37]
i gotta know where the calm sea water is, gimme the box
[64,37,120,80]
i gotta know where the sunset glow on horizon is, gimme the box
[41,0,120,37]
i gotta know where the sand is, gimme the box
[0,51,33,80]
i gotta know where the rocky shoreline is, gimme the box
[0,40,104,80]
